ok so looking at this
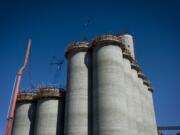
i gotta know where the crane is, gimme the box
[50,56,64,71]
[50,56,64,85]
[6,39,31,135]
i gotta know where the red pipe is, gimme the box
[6,39,31,135]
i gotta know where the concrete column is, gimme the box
[64,42,89,135]
[92,35,128,135]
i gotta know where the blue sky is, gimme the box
[0,0,180,134]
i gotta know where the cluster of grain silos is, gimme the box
[64,33,158,135]
[11,87,65,135]
[12,33,158,135]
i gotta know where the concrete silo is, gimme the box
[12,92,36,135]
[121,39,143,135]
[131,62,144,135]
[147,87,158,135]
[119,33,142,134]
[34,88,65,135]
[120,34,135,59]
[118,33,157,135]
[143,79,158,135]
[137,70,158,135]
[64,41,89,135]
[122,48,137,134]
[92,35,129,135]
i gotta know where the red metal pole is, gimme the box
[5,39,31,135]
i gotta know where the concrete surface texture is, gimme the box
[123,58,137,135]
[64,45,89,135]
[12,102,36,135]
[123,58,144,135]
[144,85,158,135]
[138,77,148,134]
[34,98,63,135]
[131,68,144,135]
[92,44,129,135]
[148,92,158,135]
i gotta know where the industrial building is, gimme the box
[10,33,158,135]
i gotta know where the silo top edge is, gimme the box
[143,79,151,87]
[148,86,154,92]
[17,92,37,102]
[137,68,155,92]
[144,79,154,92]
[123,48,134,62]
[131,61,140,72]
[65,41,89,58]
[38,88,65,99]
[138,71,145,79]
[91,35,125,50]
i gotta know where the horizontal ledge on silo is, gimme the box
[138,71,145,79]
[131,61,140,71]
[65,41,89,58]
[123,48,134,62]
[143,79,150,87]
[148,86,154,92]
[37,87,65,99]
[91,35,125,50]
[17,92,37,102]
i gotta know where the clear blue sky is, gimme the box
[0,0,180,134]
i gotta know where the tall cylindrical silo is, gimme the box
[64,41,89,135]
[137,71,147,134]
[12,92,36,135]
[138,71,158,135]
[120,34,135,59]
[92,35,129,135]
[131,62,144,135]
[34,88,65,135]
[143,80,158,135]
[122,48,137,134]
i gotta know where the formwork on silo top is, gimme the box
[65,41,89,59]
[91,35,125,51]
[37,87,65,99]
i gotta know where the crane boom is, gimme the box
[6,39,31,135]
